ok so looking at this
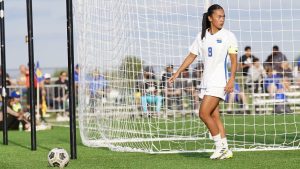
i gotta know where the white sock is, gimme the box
[212,134,222,148]
[221,137,228,149]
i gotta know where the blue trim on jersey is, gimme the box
[224,52,228,82]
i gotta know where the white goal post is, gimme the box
[74,0,300,153]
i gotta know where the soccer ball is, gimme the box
[48,148,70,168]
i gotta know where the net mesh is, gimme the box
[74,0,300,153]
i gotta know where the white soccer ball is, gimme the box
[48,148,70,168]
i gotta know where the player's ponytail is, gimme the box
[201,12,210,40]
[201,4,224,40]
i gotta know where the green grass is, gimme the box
[1,121,300,168]
[81,114,300,152]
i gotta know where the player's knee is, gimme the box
[211,112,219,120]
[199,111,208,121]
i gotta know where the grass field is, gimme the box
[1,117,300,169]
[82,114,300,152]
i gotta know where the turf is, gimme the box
[1,126,300,169]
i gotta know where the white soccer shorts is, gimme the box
[199,88,226,101]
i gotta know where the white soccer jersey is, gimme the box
[189,28,238,89]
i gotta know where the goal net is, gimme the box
[74,0,300,153]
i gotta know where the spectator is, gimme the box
[74,64,80,104]
[74,64,80,83]
[134,72,144,111]
[42,73,52,117]
[239,46,258,76]
[293,59,300,85]
[264,66,292,114]
[54,71,69,121]
[226,83,249,111]
[17,65,28,86]
[274,83,292,114]
[192,61,204,89]
[10,91,23,113]
[263,67,281,95]
[161,64,174,88]
[0,92,30,130]
[88,69,108,100]
[161,65,183,110]
[140,66,162,114]
[246,58,266,93]
[87,69,109,114]
[279,61,293,90]
[264,45,288,72]
[180,68,199,110]
[24,64,45,122]
[0,65,13,94]
[44,73,51,85]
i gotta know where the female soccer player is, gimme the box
[168,4,238,159]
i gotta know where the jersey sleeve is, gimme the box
[189,33,202,56]
[228,32,238,54]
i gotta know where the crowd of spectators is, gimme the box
[0,64,76,130]
[1,44,299,129]
[135,45,300,114]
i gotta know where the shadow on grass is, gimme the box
[7,140,31,150]
[1,140,57,152]
[179,152,210,158]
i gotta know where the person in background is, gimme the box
[0,65,13,93]
[54,71,69,121]
[17,65,28,86]
[225,83,249,111]
[74,64,80,104]
[246,58,266,93]
[181,68,199,110]
[264,45,288,72]
[41,73,52,118]
[263,67,286,95]
[74,64,80,83]
[293,59,300,86]
[161,65,183,110]
[192,61,204,90]
[0,92,30,130]
[239,46,258,76]
[278,61,293,90]
[87,69,109,114]
[140,66,162,115]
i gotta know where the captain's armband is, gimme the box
[228,46,238,54]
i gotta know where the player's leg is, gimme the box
[199,95,220,136]
[211,105,225,138]
[199,95,228,159]
[211,106,233,159]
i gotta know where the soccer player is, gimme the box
[168,4,238,159]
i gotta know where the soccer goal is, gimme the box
[74,0,300,153]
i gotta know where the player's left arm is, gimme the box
[224,34,238,94]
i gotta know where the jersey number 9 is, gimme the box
[208,47,212,57]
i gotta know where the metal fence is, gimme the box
[2,84,68,113]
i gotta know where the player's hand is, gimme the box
[224,78,234,94]
[168,72,179,84]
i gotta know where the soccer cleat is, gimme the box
[210,146,228,159]
[219,149,233,160]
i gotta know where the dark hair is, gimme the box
[253,57,259,63]
[273,45,279,51]
[201,4,224,40]
[244,46,251,51]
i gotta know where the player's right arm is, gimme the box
[169,32,201,84]
[168,53,197,84]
